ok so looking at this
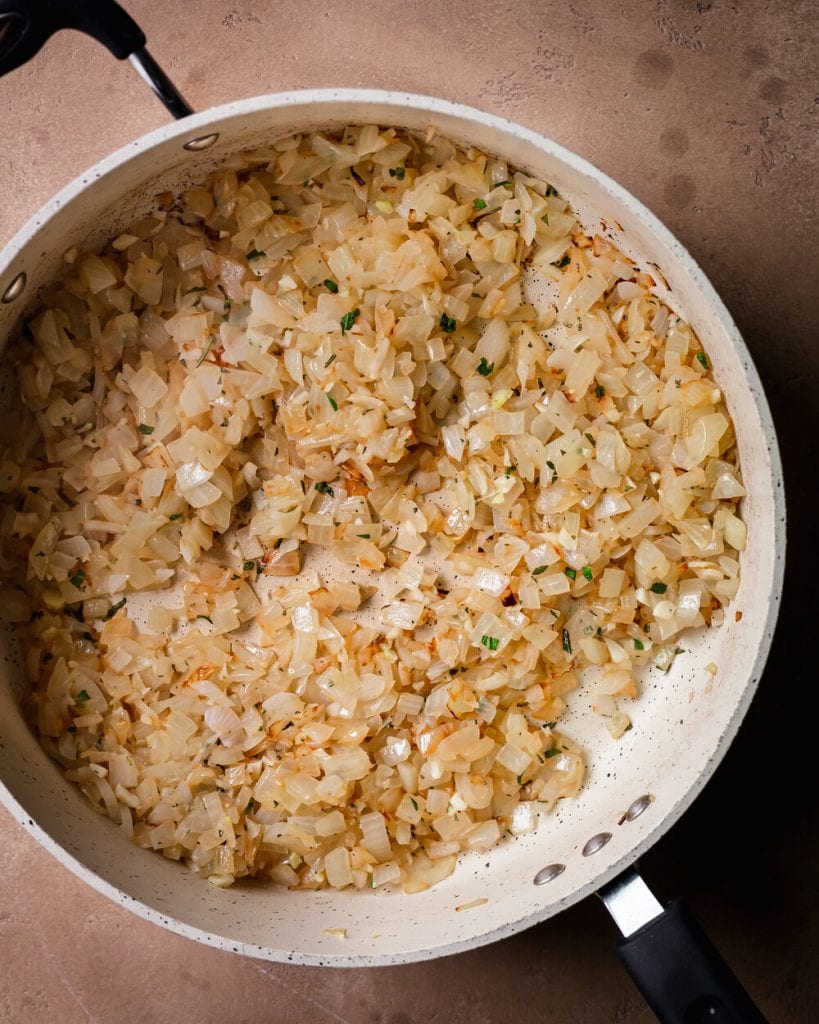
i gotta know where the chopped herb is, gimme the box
[223,297,232,311]
[544,747,561,758]
[327,393,339,412]
[562,628,572,654]
[696,351,708,369]
[243,561,255,572]
[644,623,651,633]
[532,566,547,576]
[350,167,365,186]
[541,213,549,225]
[246,249,265,260]
[357,533,370,539]
[552,254,571,268]
[650,582,668,594]
[75,689,90,703]
[340,308,360,334]
[439,312,457,333]
[410,797,418,811]
[596,626,603,638]
[473,198,487,211]
[324,353,337,367]
[516,773,523,784]
[582,566,593,581]
[481,635,500,651]
[389,166,406,180]
[196,335,215,367]
[323,278,339,293]
[103,597,126,621]
[584,432,596,447]
[545,184,559,197]
[595,385,606,398]
[564,567,577,580]
[169,513,183,521]
[633,638,645,651]
[496,180,513,189]
[138,424,154,435]
[69,569,87,590]
[476,357,494,376]
[315,481,335,496]
[197,615,213,624]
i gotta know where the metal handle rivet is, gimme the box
[183,133,220,152]
[1,271,26,304]
[533,863,565,885]
[582,832,612,857]
[624,794,653,822]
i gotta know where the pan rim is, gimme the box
[0,87,786,967]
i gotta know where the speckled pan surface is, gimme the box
[0,90,785,966]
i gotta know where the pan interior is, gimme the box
[0,93,782,965]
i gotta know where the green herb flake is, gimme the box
[223,297,232,311]
[169,513,183,521]
[633,638,645,651]
[552,254,571,268]
[532,566,547,576]
[357,533,371,539]
[324,353,337,368]
[196,335,215,368]
[582,566,593,581]
[75,689,90,704]
[243,560,255,572]
[564,567,577,580]
[323,278,339,293]
[439,312,457,333]
[473,198,487,211]
[541,213,549,225]
[246,249,265,260]
[650,582,668,594]
[389,166,406,180]
[516,773,523,784]
[476,357,494,376]
[584,432,596,448]
[315,481,335,496]
[562,628,572,654]
[410,797,418,811]
[545,185,559,197]
[544,747,561,758]
[137,423,155,436]
[103,597,127,621]
[595,385,606,398]
[481,635,500,651]
[340,308,360,334]
[496,180,513,189]
[327,393,339,412]
[69,569,87,590]
[696,351,708,369]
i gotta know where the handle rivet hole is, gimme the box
[625,794,653,822]
[533,863,565,886]
[1,271,26,304]
[183,133,219,152]
[583,832,612,856]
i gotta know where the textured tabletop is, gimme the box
[0,2,816,1021]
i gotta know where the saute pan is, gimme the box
[0,3,784,1021]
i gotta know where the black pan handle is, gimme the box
[0,0,192,118]
[601,869,767,1023]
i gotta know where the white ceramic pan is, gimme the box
[0,4,784,1022]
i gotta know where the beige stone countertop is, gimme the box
[0,2,816,1021]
